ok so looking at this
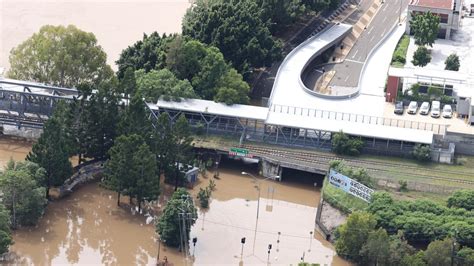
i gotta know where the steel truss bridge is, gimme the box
[0,78,78,129]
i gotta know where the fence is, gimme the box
[270,103,447,135]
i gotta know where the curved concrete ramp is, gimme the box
[268,23,352,106]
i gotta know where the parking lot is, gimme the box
[383,102,474,135]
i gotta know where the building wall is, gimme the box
[406,0,463,39]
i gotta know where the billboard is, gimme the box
[328,169,374,202]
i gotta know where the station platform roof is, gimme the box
[153,99,269,121]
[266,111,434,144]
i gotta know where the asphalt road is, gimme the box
[328,0,410,87]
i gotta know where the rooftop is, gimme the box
[409,0,454,10]
[152,98,269,121]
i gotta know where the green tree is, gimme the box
[182,0,282,75]
[166,39,250,104]
[118,94,152,139]
[412,46,431,67]
[130,143,160,212]
[410,11,440,47]
[116,32,176,78]
[424,238,453,266]
[214,68,250,104]
[151,113,175,176]
[445,53,460,71]
[81,80,120,159]
[335,211,377,262]
[105,134,141,206]
[120,67,137,98]
[457,247,474,265]
[26,117,73,199]
[156,188,197,248]
[401,251,426,266]
[412,144,431,162]
[0,166,47,228]
[8,25,112,87]
[135,69,196,102]
[447,190,474,211]
[169,115,194,191]
[331,131,364,156]
[360,228,391,265]
[0,204,12,255]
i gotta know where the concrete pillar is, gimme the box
[261,159,282,180]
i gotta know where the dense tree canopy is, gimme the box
[368,192,474,247]
[182,0,282,74]
[156,188,197,247]
[0,204,12,255]
[447,190,474,211]
[26,116,73,199]
[8,25,113,87]
[445,53,460,71]
[0,161,47,228]
[116,32,176,78]
[135,69,196,102]
[410,11,440,47]
[105,134,159,211]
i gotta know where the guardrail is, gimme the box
[270,103,447,135]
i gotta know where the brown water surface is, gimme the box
[0,139,349,265]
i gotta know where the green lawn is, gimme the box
[390,34,410,68]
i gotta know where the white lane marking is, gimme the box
[370,35,375,43]
[381,28,387,37]
[352,49,359,59]
[367,27,374,35]
[345,59,364,64]
[382,16,387,23]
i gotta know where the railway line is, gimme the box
[241,144,474,186]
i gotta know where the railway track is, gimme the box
[242,144,474,186]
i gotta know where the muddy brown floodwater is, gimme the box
[0,138,350,265]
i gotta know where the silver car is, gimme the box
[442,104,453,118]
[431,101,441,118]
[407,101,418,114]
[419,102,430,115]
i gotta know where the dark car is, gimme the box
[394,101,404,115]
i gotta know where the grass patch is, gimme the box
[322,178,368,214]
[391,34,410,68]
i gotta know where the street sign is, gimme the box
[328,169,374,202]
[229,147,253,158]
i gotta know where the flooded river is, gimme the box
[0,137,349,265]
[0,0,191,70]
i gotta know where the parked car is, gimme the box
[431,101,441,118]
[419,102,430,115]
[442,104,453,118]
[394,101,404,114]
[407,101,418,114]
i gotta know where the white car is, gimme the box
[419,102,430,115]
[407,101,418,114]
[442,104,453,118]
[431,101,441,118]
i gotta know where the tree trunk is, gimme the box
[174,160,180,191]
[138,197,142,214]
[117,191,121,206]
[78,153,82,165]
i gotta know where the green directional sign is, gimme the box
[229,147,252,157]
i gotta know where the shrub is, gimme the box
[445,53,460,71]
[412,46,431,67]
[398,180,408,192]
[412,144,431,162]
[391,35,410,67]
[447,190,474,211]
[332,131,364,156]
[197,187,211,208]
